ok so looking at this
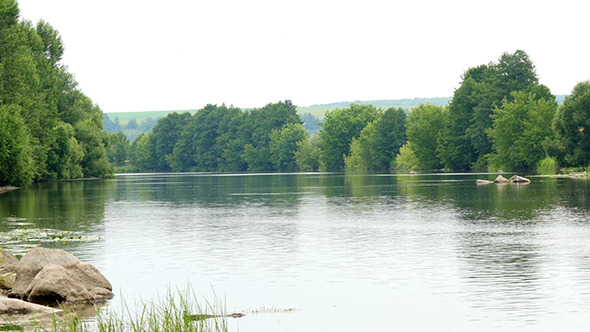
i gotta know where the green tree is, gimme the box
[345,107,407,170]
[45,122,84,179]
[149,112,191,171]
[487,86,557,170]
[406,104,445,169]
[438,50,539,169]
[394,143,418,170]
[294,135,321,171]
[0,105,33,186]
[107,131,130,167]
[319,104,380,170]
[269,123,308,171]
[553,80,590,166]
[74,119,112,178]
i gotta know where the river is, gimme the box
[1,172,590,331]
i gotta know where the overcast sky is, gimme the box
[17,0,590,113]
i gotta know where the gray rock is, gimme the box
[494,175,509,183]
[0,294,57,314]
[0,249,18,290]
[510,175,531,183]
[475,179,494,185]
[10,247,113,304]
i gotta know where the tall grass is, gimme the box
[8,289,229,332]
[536,156,559,174]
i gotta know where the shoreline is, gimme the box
[0,186,20,195]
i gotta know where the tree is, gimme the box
[295,136,321,171]
[487,86,558,170]
[318,104,380,170]
[553,81,590,166]
[0,105,33,186]
[406,104,445,169]
[438,50,539,169]
[149,112,191,171]
[107,132,130,167]
[269,123,308,171]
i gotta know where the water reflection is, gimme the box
[2,172,590,330]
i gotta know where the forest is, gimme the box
[2,0,590,187]
[0,0,111,187]
[108,50,590,175]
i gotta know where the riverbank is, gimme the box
[0,187,19,195]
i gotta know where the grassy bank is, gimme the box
[2,290,230,332]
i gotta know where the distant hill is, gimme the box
[311,97,452,109]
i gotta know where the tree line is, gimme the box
[110,50,590,173]
[0,0,111,187]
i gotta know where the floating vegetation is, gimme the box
[0,227,102,256]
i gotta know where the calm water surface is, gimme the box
[2,172,590,331]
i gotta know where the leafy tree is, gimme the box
[240,100,301,171]
[318,104,380,170]
[0,105,33,186]
[149,112,191,171]
[438,50,539,169]
[103,113,123,132]
[553,80,590,166]
[406,104,445,169]
[45,122,84,179]
[74,119,112,177]
[487,86,557,170]
[269,123,308,171]
[300,112,322,135]
[294,136,321,171]
[107,131,130,167]
[394,143,418,170]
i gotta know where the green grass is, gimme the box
[4,289,229,332]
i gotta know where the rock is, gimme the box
[26,263,114,304]
[494,175,509,183]
[476,179,494,185]
[510,175,531,183]
[10,247,113,304]
[0,249,19,290]
[0,294,57,314]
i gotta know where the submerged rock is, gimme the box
[475,179,494,185]
[10,247,113,304]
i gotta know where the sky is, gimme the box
[16,0,590,113]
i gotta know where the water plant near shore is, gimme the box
[2,289,230,332]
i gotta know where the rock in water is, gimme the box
[10,247,113,304]
[494,175,509,183]
[475,179,494,185]
[0,294,57,314]
[510,175,531,183]
[0,249,18,290]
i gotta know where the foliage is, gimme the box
[393,143,418,170]
[0,2,111,185]
[0,105,34,186]
[405,104,445,169]
[269,123,309,171]
[536,156,559,173]
[553,80,590,167]
[318,104,380,170]
[294,136,321,171]
[438,50,539,170]
[107,132,130,167]
[487,86,557,170]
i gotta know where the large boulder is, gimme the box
[0,294,57,314]
[10,247,113,304]
[0,249,19,290]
